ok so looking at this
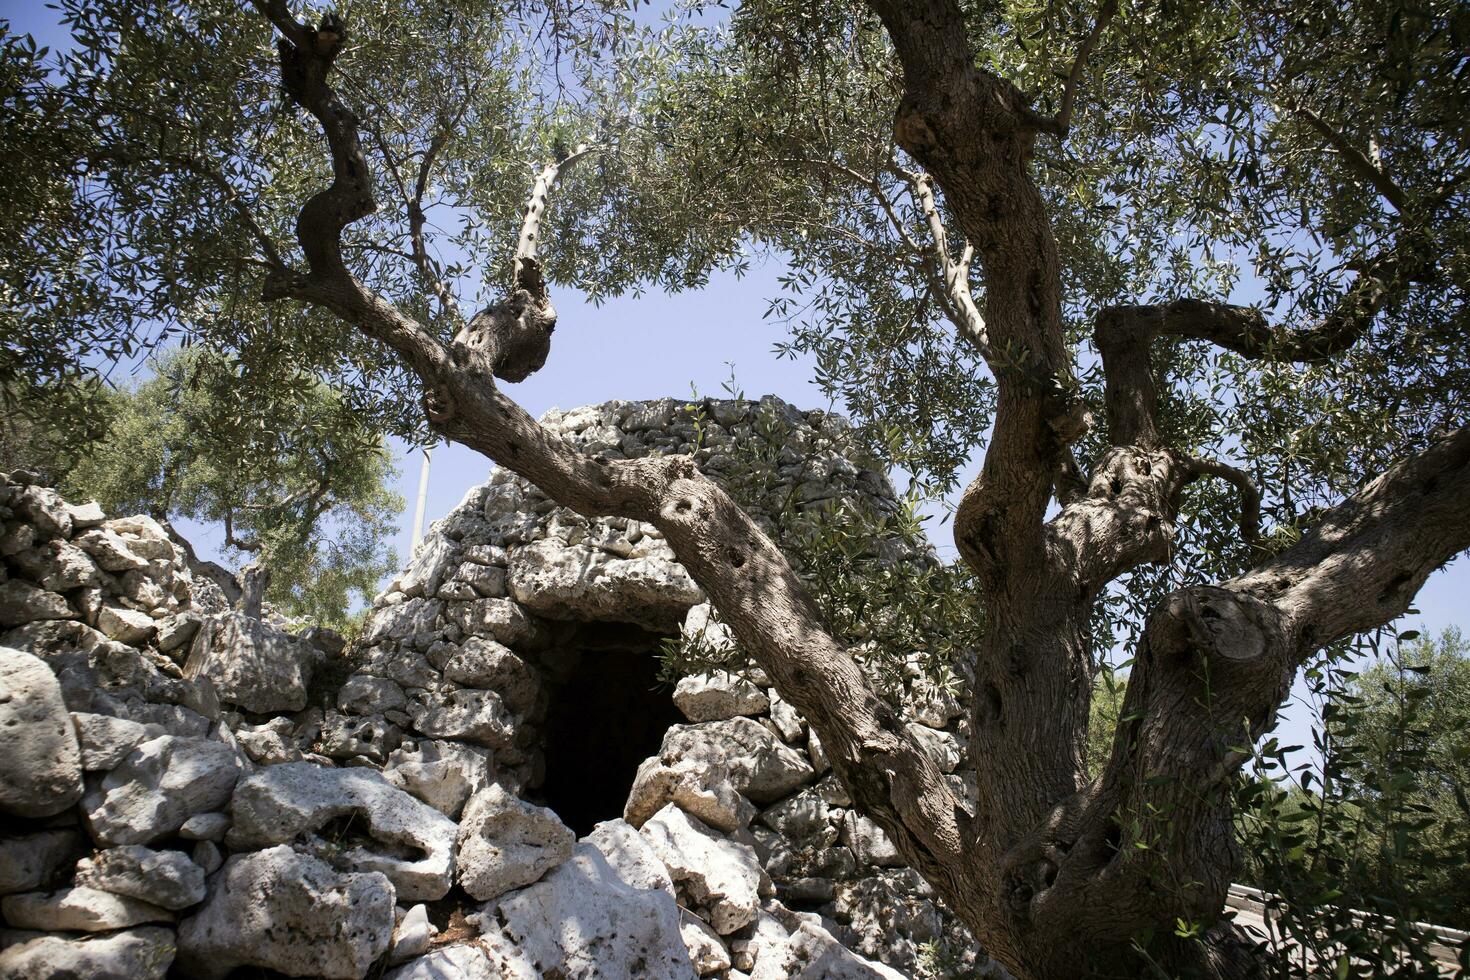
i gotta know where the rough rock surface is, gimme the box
[642,804,764,935]
[82,735,242,846]
[456,784,574,901]
[227,762,458,901]
[73,844,207,910]
[471,831,697,979]
[0,407,988,980]
[0,926,176,980]
[673,671,770,723]
[185,611,318,713]
[176,845,394,979]
[0,645,84,817]
[0,830,84,896]
[1,885,173,932]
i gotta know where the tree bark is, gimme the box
[243,3,1470,977]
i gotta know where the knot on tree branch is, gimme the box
[455,286,556,384]
[1145,587,1281,667]
[1181,455,1262,545]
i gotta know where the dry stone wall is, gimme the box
[0,398,1003,979]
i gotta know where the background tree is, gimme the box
[1236,627,1470,974]
[2,347,402,629]
[2,0,1468,977]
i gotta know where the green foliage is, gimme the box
[658,395,983,701]
[31,347,403,629]
[1234,628,1470,975]
[1086,667,1127,779]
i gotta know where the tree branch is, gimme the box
[250,1,971,919]
[1180,454,1261,545]
[1013,426,1470,963]
[1292,105,1409,213]
[1097,245,1422,366]
[511,143,596,301]
[1031,0,1120,139]
[407,125,464,323]
[897,165,991,359]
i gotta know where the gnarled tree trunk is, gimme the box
[243,1,1470,976]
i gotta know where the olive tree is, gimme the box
[3,0,1467,976]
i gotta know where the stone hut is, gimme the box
[0,398,998,979]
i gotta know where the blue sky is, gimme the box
[4,0,1463,757]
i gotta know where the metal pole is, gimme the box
[410,445,432,550]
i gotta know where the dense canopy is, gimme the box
[2,1,1467,976]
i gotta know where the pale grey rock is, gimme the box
[729,910,791,974]
[767,691,804,742]
[673,671,769,723]
[397,534,456,600]
[453,561,506,598]
[1,885,172,932]
[118,569,170,611]
[71,711,148,771]
[442,637,539,713]
[66,500,107,529]
[82,735,242,846]
[759,787,831,841]
[681,603,736,655]
[363,597,444,646]
[656,718,815,804]
[385,945,498,980]
[808,728,831,774]
[750,919,906,980]
[436,580,478,601]
[191,840,222,875]
[234,721,303,766]
[154,614,201,655]
[176,845,393,980]
[840,812,904,868]
[74,844,206,910]
[12,541,99,591]
[625,754,757,833]
[0,830,84,895]
[358,644,440,690]
[102,517,176,562]
[906,722,962,774]
[96,605,156,645]
[583,819,677,898]
[0,580,74,629]
[910,679,964,729]
[0,521,34,557]
[456,785,574,901]
[339,674,408,715]
[0,646,84,817]
[446,597,546,648]
[470,835,696,979]
[408,688,514,748]
[641,805,762,935]
[317,711,400,763]
[184,612,316,714]
[387,903,436,966]
[507,539,702,629]
[680,909,733,976]
[227,762,458,901]
[834,872,946,975]
[73,528,150,573]
[178,812,230,841]
[383,739,491,817]
[13,486,72,539]
[0,926,175,980]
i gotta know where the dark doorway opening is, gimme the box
[538,623,685,837]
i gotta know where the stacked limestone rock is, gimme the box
[0,397,989,979]
[327,397,991,978]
